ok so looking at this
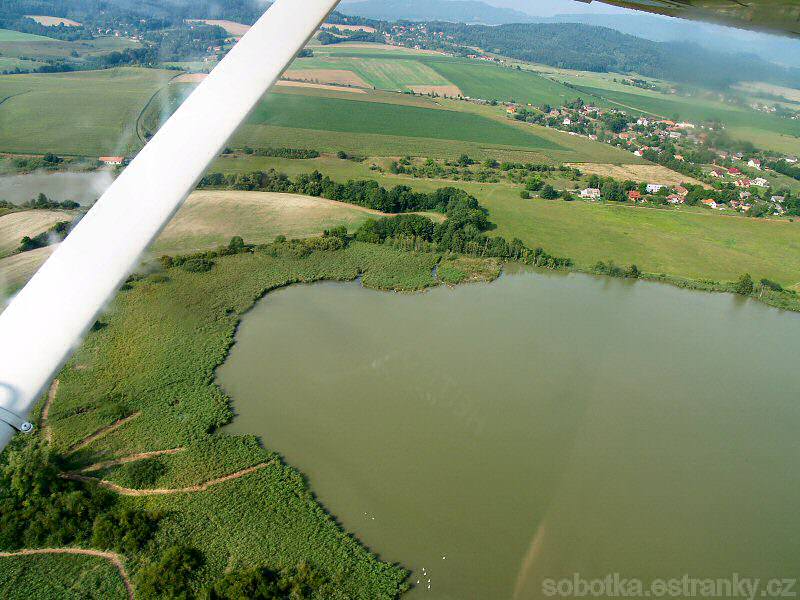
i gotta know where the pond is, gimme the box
[0,170,114,205]
[217,270,800,599]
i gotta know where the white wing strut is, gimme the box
[0,0,341,452]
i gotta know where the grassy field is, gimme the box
[478,187,800,286]
[248,92,560,148]
[0,553,128,599]
[0,68,173,155]
[292,55,456,92]
[0,29,52,42]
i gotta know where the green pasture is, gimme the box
[292,55,453,91]
[479,187,800,285]
[249,92,561,148]
[0,67,173,155]
[0,29,53,42]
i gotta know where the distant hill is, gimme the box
[339,0,535,25]
[534,13,800,68]
[435,22,800,89]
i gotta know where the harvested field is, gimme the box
[321,23,376,33]
[172,72,207,83]
[0,210,69,257]
[409,84,463,97]
[25,15,82,26]
[0,244,55,294]
[155,191,378,254]
[276,80,366,93]
[735,81,800,104]
[282,68,368,88]
[187,19,249,37]
[567,163,707,187]
[153,190,445,255]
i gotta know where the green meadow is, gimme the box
[249,92,560,148]
[0,28,52,42]
[0,68,173,155]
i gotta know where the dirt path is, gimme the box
[67,412,141,454]
[79,447,185,473]
[40,379,59,443]
[0,548,133,599]
[64,461,273,496]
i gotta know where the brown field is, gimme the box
[187,19,250,37]
[0,210,70,257]
[567,163,707,187]
[321,23,377,33]
[275,80,366,93]
[172,73,208,83]
[25,15,82,26]
[0,245,55,295]
[409,84,464,97]
[282,68,368,87]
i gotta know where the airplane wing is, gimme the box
[584,0,800,37]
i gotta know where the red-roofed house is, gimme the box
[701,199,718,209]
[728,167,742,175]
[99,156,126,166]
[628,190,642,202]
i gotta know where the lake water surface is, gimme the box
[218,271,800,599]
[0,171,114,205]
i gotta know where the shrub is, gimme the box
[136,545,204,600]
[181,258,214,273]
[734,273,754,295]
[121,458,166,488]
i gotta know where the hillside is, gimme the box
[340,0,534,25]
[432,22,800,89]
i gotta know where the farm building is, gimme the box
[99,156,126,166]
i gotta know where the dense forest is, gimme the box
[433,22,800,89]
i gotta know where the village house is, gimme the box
[668,131,681,139]
[666,194,684,204]
[99,156,126,166]
[675,185,689,197]
[701,199,718,209]
[739,191,752,200]
[562,117,572,126]
[674,154,684,161]
[747,158,762,170]
[633,149,644,157]
[735,178,752,188]
[728,167,742,176]
[628,190,642,202]
[580,188,601,200]
[646,183,665,194]
[676,122,695,129]
[785,156,798,164]
[636,117,650,126]
[710,168,726,178]
[752,177,769,187]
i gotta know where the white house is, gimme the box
[747,158,762,170]
[646,183,665,194]
[562,117,572,126]
[633,149,644,157]
[752,177,769,187]
[580,188,601,200]
[636,117,650,127]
